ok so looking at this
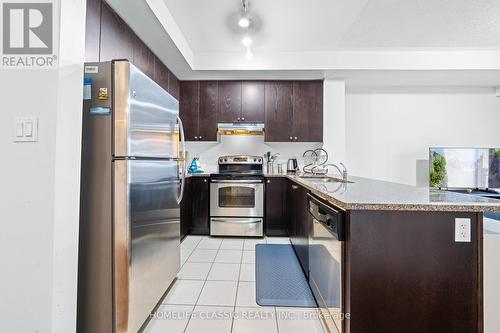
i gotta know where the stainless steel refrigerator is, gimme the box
[78,60,186,333]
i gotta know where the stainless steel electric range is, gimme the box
[210,155,264,237]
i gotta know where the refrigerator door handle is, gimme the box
[176,115,186,204]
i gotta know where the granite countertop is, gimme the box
[185,172,211,177]
[281,174,500,212]
[184,171,500,211]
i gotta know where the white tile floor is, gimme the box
[144,235,327,333]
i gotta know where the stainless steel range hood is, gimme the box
[217,123,265,136]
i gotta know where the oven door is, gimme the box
[210,180,264,217]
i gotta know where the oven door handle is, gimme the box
[211,219,262,224]
[211,179,263,184]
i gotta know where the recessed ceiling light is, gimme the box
[242,36,252,47]
[238,17,250,28]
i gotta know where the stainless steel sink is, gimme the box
[299,175,353,184]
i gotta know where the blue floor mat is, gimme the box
[255,244,317,307]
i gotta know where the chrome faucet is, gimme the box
[323,162,348,181]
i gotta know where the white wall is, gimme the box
[345,90,500,185]
[186,136,321,173]
[484,229,500,333]
[51,1,87,331]
[323,80,346,163]
[0,1,86,332]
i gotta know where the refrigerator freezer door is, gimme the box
[114,159,181,333]
[114,61,179,159]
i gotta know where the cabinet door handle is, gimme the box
[203,179,207,182]
[289,136,293,140]
[194,136,198,140]
[241,117,245,121]
[267,180,271,183]
[291,185,299,190]
[199,136,203,139]
[237,117,241,121]
[294,136,298,141]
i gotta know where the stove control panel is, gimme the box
[218,155,263,165]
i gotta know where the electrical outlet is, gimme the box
[455,218,471,242]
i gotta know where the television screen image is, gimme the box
[429,148,497,189]
[489,149,500,189]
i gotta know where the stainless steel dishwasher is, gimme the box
[308,193,345,333]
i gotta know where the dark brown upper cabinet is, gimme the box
[86,1,180,102]
[179,81,218,141]
[178,79,323,143]
[99,3,134,62]
[292,81,323,142]
[264,81,294,142]
[217,81,265,123]
[169,73,180,101]
[309,81,324,142]
[264,80,323,142]
[179,81,199,141]
[218,81,242,122]
[242,81,265,122]
[132,36,154,79]
[198,81,218,141]
[153,55,169,92]
[85,0,101,62]
[153,55,180,100]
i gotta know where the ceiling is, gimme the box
[163,0,500,52]
[163,0,368,52]
[106,0,500,87]
[338,0,500,48]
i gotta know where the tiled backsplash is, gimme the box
[185,135,322,173]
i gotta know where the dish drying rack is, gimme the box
[302,148,329,175]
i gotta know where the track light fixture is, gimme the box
[239,0,251,28]
[239,0,254,60]
[242,36,252,47]
[238,17,250,28]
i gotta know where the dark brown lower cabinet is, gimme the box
[180,177,192,240]
[346,210,482,333]
[265,177,287,236]
[181,176,210,235]
[286,179,310,276]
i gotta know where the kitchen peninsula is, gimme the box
[261,174,499,333]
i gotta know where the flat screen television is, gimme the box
[429,147,500,190]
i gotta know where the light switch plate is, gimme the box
[455,218,471,242]
[14,117,38,142]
